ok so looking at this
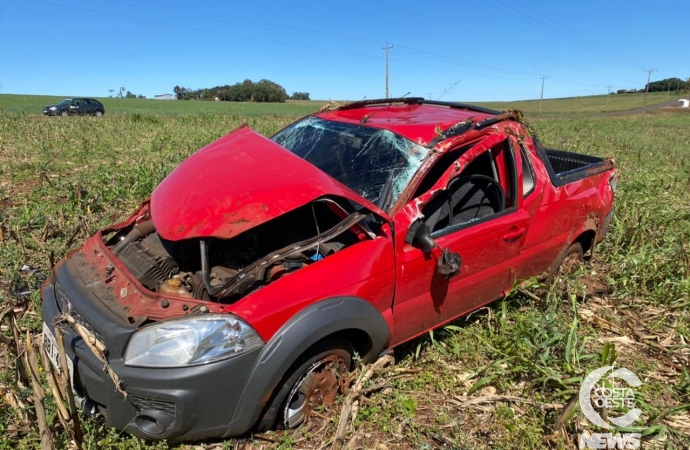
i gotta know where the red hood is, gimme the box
[151,125,385,241]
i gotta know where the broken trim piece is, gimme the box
[427,110,524,149]
[55,313,127,398]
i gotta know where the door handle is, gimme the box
[503,227,526,242]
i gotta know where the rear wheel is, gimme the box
[545,242,583,286]
[257,339,351,432]
[94,110,103,117]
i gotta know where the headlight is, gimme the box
[49,106,57,110]
[124,315,264,368]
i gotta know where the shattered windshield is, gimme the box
[272,116,429,211]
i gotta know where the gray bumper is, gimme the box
[41,263,262,441]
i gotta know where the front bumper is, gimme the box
[41,261,262,441]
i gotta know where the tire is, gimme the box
[94,110,103,117]
[256,339,351,432]
[60,109,68,117]
[545,242,583,286]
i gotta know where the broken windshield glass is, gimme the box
[272,116,429,211]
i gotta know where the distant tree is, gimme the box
[118,87,126,98]
[644,77,689,93]
[173,80,289,102]
[241,79,254,102]
[137,94,146,99]
[108,89,115,97]
[125,90,137,98]
[291,92,310,100]
[173,85,191,100]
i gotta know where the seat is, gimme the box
[447,175,505,225]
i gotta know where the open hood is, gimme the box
[151,125,385,241]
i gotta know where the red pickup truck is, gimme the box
[41,98,616,441]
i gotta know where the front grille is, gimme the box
[71,310,106,345]
[130,395,176,418]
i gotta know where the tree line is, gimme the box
[616,77,689,94]
[644,77,689,93]
[109,87,145,98]
[173,79,310,102]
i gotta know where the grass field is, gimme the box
[0,94,325,117]
[0,103,689,449]
[476,91,681,114]
[0,90,682,117]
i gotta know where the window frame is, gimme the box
[520,145,536,198]
[425,141,518,239]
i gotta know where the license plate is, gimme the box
[42,322,74,386]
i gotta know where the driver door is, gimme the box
[70,99,83,115]
[391,136,530,345]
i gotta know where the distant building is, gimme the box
[154,94,176,100]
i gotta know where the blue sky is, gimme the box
[1,0,688,101]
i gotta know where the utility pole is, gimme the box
[539,76,548,114]
[428,93,433,100]
[606,85,612,112]
[642,69,657,119]
[667,82,671,99]
[382,43,393,98]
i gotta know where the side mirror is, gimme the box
[413,223,436,253]
[407,220,462,278]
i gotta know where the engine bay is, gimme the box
[105,199,372,303]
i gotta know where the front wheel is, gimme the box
[94,110,103,117]
[60,109,68,117]
[257,339,351,432]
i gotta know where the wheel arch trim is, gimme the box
[225,296,390,435]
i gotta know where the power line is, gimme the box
[606,85,612,112]
[642,69,658,119]
[509,0,648,68]
[28,0,643,100]
[540,76,548,114]
[487,0,647,70]
[380,0,641,86]
[85,0,637,90]
[382,43,393,98]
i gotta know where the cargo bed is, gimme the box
[533,139,615,187]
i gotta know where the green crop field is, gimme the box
[0,90,682,117]
[0,94,326,117]
[475,90,679,114]
[0,104,689,449]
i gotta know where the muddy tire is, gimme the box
[545,242,584,286]
[60,109,68,117]
[94,110,103,117]
[256,339,351,432]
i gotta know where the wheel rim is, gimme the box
[283,354,348,429]
[96,111,102,117]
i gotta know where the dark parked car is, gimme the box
[43,98,105,117]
